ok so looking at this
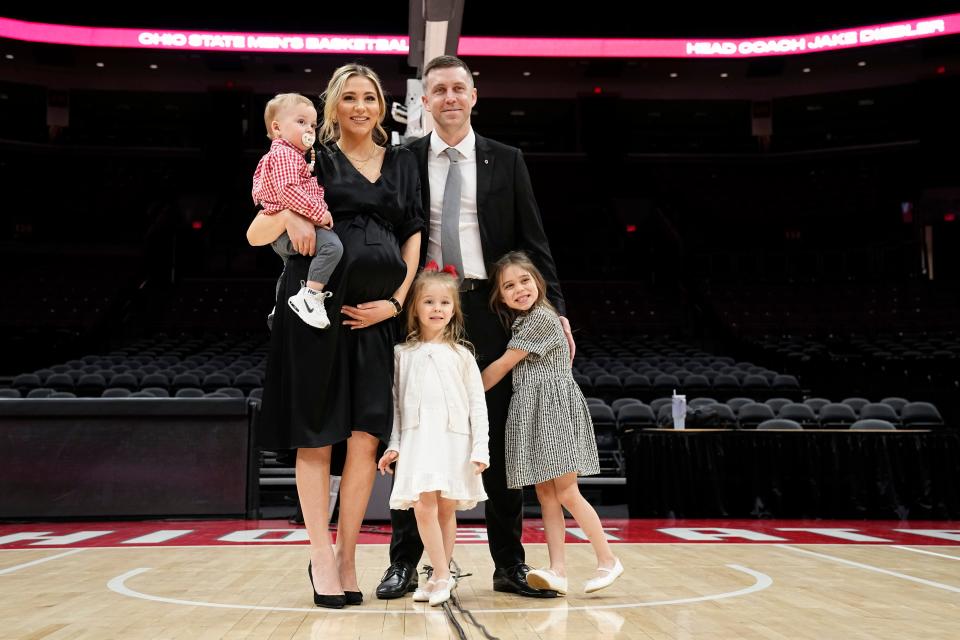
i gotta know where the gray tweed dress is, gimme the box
[504,304,601,489]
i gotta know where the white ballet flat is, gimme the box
[583,559,624,593]
[526,568,568,595]
[428,577,456,606]
[412,579,435,602]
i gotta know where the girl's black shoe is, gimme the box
[344,590,363,605]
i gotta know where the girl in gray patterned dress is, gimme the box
[480,251,624,595]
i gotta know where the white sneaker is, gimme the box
[584,558,624,594]
[287,285,333,329]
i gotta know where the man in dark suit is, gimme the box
[377,55,575,599]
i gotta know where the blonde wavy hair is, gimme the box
[404,269,473,353]
[317,63,388,145]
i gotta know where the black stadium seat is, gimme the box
[611,398,643,415]
[13,374,42,395]
[764,397,792,414]
[617,403,657,433]
[592,374,622,403]
[860,403,901,425]
[45,373,75,393]
[850,419,896,430]
[76,374,107,398]
[202,373,232,393]
[803,397,831,414]
[738,403,775,429]
[819,403,858,428]
[102,388,132,398]
[777,403,818,428]
[901,402,944,429]
[233,372,262,395]
[757,418,803,430]
[841,397,870,414]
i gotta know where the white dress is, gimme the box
[387,341,490,511]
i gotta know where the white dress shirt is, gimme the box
[426,128,488,279]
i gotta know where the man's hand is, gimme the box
[558,315,576,362]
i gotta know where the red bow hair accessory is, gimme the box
[423,260,459,279]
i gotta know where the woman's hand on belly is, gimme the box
[341,300,396,330]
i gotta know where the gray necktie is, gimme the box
[440,147,464,281]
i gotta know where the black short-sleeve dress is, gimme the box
[258,143,425,468]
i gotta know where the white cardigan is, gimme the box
[387,341,490,466]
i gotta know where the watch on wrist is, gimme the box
[388,297,403,317]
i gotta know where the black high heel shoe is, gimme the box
[344,590,363,606]
[308,561,346,609]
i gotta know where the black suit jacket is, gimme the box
[406,133,566,316]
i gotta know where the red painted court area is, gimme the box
[1,519,957,548]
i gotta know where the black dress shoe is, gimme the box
[492,564,558,598]
[308,562,346,609]
[344,590,363,605]
[375,562,418,600]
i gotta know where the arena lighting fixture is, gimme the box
[4,53,12,59]
[0,13,958,57]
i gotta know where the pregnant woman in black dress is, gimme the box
[246,64,423,608]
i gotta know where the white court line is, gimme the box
[891,545,960,561]
[777,544,960,593]
[107,564,771,614]
[0,549,86,575]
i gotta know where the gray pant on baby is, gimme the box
[271,227,344,295]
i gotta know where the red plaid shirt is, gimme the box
[252,138,328,222]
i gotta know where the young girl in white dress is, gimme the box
[480,251,623,595]
[377,262,490,606]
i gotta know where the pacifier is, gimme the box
[301,132,316,148]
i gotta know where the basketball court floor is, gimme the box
[2,519,958,639]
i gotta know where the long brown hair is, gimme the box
[318,63,388,145]
[488,251,556,329]
[404,269,473,353]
